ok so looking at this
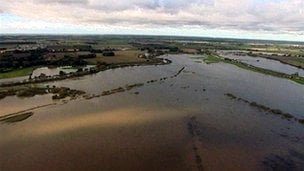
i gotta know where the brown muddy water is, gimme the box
[1,54,304,171]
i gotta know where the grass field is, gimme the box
[201,55,222,64]
[249,46,304,56]
[92,44,134,50]
[290,57,304,64]
[181,48,199,54]
[0,67,34,79]
[96,39,129,45]
[86,50,148,64]
[279,57,304,68]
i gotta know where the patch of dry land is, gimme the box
[87,50,148,64]
[181,48,199,54]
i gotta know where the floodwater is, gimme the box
[1,54,304,171]
[31,66,77,77]
[0,76,28,84]
[219,51,304,76]
[31,65,96,78]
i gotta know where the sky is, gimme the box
[0,0,304,41]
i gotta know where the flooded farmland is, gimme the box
[1,54,304,171]
[219,51,304,76]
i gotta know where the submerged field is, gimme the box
[195,55,304,85]
[1,54,304,171]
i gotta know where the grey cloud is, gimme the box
[1,0,304,35]
[88,0,212,13]
[35,0,89,5]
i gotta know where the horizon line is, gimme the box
[0,33,304,44]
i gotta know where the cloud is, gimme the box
[35,0,89,5]
[0,0,304,35]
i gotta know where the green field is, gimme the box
[201,55,222,64]
[290,58,304,63]
[0,67,34,79]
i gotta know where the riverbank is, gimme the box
[0,57,171,87]
[231,51,304,69]
[199,55,304,85]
